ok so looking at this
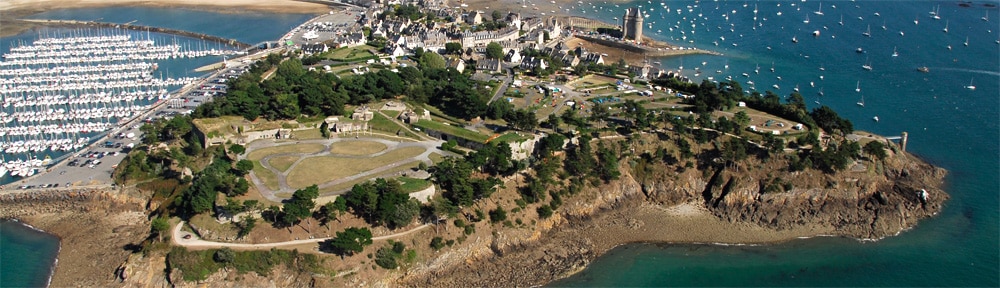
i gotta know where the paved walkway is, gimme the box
[171,220,431,250]
[246,136,452,202]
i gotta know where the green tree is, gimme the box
[229,144,246,155]
[320,121,330,138]
[863,141,888,161]
[419,51,446,69]
[234,159,254,176]
[151,216,170,242]
[486,42,504,59]
[595,143,620,182]
[722,137,749,169]
[536,205,553,218]
[214,248,236,265]
[489,206,507,223]
[235,217,256,239]
[445,42,463,55]
[323,227,373,257]
[733,111,751,132]
[282,185,319,226]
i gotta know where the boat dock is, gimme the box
[16,19,252,50]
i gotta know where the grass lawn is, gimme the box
[317,161,422,194]
[397,176,432,193]
[246,143,326,161]
[412,120,489,142]
[252,161,280,191]
[294,128,324,140]
[428,152,446,163]
[491,132,531,144]
[419,104,465,124]
[325,45,376,61]
[329,140,387,155]
[368,111,403,133]
[267,156,300,172]
[188,213,238,238]
[286,147,426,189]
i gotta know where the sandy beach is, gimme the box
[0,0,332,37]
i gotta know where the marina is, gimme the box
[0,29,240,179]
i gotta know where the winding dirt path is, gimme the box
[171,221,431,250]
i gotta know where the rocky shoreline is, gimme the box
[400,151,948,287]
[0,188,152,287]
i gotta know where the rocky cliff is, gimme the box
[401,151,949,287]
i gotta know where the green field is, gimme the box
[246,143,326,161]
[318,161,422,194]
[252,161,280,191]
[329,140,388,155]
[412,120,489,142]
[398,176,432,193]
[325,45,376,61]
[286,147,426,189]
[491,132,531,144]
[267,156,300,172]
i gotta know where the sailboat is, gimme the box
[943,20,949,33]
[855,80,861,93]
[839,15,844,25]
[863,25,871,37]
[814,2,824,15]
[856,94,865,107]
[818,87,825,96]
[892,46,899,57]
[862,57,873,70]
[964,36,969,46]
[873,115,879,122]
[770,62,775,72]
[804,14,810,24]
[983,11,989,22]
[966,78,976,90]
[931,5,941,20]
[881,20,887,30]
[914,16,919,25]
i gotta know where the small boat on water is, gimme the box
[966,78,976,90]
[857,94,865,107]
[856,47,865,53]
[862,25,871,37]
[791,36,798,43]
[917,66,930,72]
[943,20,949,33]
[873,116,879,122]
[862,57,873,71]
[892,46,899,57]
[855,80,862,93]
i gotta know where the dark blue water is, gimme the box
[26,7,314,45]
[0,220,61,287]
[0,8,317,287]
[552,1,999,286]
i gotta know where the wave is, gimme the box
[932,67,1000,77]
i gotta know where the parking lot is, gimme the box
[285,8,365,46]
[8,60,254,190]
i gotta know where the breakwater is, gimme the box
[17,19,251,49]
[573,34,718,57]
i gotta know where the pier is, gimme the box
[17,19,252,50]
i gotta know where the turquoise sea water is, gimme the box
[551,0,998,286]
[1,3,997,287]
[0,221,60,287]
[0,8,314,287]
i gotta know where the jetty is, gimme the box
[16,19,252,50]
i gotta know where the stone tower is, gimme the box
[622,7,644,43]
